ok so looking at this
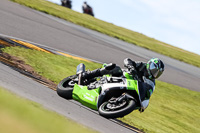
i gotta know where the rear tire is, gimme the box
[57,75,77,99]
[98,99,136,118]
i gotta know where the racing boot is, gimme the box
[81,63,116,81]
[81,69,101,81]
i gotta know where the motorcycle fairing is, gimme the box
[97,82,127,107]
[125,75,142,107]
[72,70,143,110]
[72,84,100,110]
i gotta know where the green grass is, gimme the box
[2,47,101,83]
[10,0,200,68]
[0,86,97,133]
[2,46,200,133]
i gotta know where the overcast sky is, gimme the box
[47,0,200,55]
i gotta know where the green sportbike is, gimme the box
[57,62,145,118]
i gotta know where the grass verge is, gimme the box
[2,46,200,133]
[2,47,101,83]
[10,0,200,68]
[0,86,97,133]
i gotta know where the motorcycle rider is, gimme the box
[61,0,72,9]
[82,1,94,16]
[81,58,165,112]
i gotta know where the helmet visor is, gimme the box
[149,62,164,78]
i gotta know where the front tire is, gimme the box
[57,75,77,99]
[98,99,136,118]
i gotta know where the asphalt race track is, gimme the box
[0,0,200,132]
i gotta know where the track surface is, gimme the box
[0,0,200,132]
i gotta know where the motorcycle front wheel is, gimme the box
[98,99,136,118]
[57,75,77,99]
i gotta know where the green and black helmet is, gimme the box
[146,58,164,79]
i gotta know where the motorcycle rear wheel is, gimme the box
[57,75,77,99]
[98,99,136,118]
